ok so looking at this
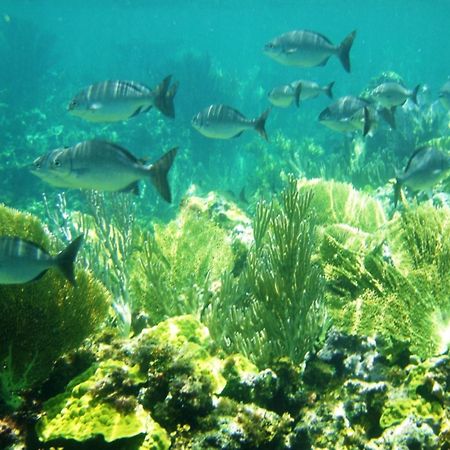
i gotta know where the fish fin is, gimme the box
[338,30,356,73]
[153,75,178,118]
[393,178,402,208]
[56,235,84,286]
[378,107,396,130]
[363,106,372,137]
[129,106,143,118]
[404,146,428,172]
[232,131,244,138]
[316,57,330,67]
[285,47,298,54]
[324,81,335,99]
[29,270,49,283]
[149,147,178,203]
[239,186,249,204]
[119,181,140,195]
[294,83,302,107]
[254,108,271,141]
[411,84,420,105]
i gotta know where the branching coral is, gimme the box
[129,197,236,325]
[206,175,326,368]
[319,194,450,356]
[0,204,110,411]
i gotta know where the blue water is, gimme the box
[0,0,449,212]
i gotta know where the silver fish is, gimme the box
[394,147,450,206]
[0,235,83,285]
[318,96,373,136]
[268,80,334,108]
[264,30,356,72]
[191,105,270,140]
[68,75,179,122]
[31,141,177,203]
[439,80,450,110]
[371,82,420,109]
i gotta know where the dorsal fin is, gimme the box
[404,146,429,173]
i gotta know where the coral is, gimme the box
[206,176,326,368]
[129,192,243,324]
[0,204,110,411]
[296,178,387,232]
[319,199,450,357]
[296,330,449,449]
[36,360,169,446]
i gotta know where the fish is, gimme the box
[394,146,450,206]
[264,30,356,72]
[371,82,420,110]
[67,75,179,122]
[318,96,373,136]
[439,80,450,110]
[268,80,334,108]
[31,141,177,203]
[191,105,270,140]
[0,235,83,285]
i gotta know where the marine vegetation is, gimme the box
[29,316,450,449]
[205,175,327,368]
[129,190,244,326]
[303,178,450,357]
[0,204,110,411]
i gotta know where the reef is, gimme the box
[0,204,110,413]
[2,315,447,449]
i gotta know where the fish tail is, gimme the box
[149,147,178,203]
[294,83,302,107]
[56,235,84,286]
[338,30,356,73]
[254,108,271,141]
[324,81,335,99]
[363,106,372,137]
[411,84,420,105]
[153,75,179,118]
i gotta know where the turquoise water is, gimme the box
[1,2,450,448]
[1,0,449,213]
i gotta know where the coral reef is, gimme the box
[205,176,326,368]
[129,190,249,325]
[31,316,450,449]
[0,204,110,411]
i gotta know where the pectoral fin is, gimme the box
[118,181,140,195]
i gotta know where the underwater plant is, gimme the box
[0,204,110,411]
[206,175,326,368]
[129,194,237,325]
[319,197,450,356]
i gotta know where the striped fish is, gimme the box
[318,96,373,136]
[68,75,178,122]
[264,30,356,72]
[268,79,334,108]
[0,236,83,285]
[31,141,177,203]
[191,104,270,140]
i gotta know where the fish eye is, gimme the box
[53,159,61,167]
[33,161,41,169]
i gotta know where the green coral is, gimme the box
[0,204,110,411]
[320,198,450,356]
[129,197,237,324]
[36,360,169,447]
[379,357,446,429]
[296,179,387,232]
[206,176,326,368]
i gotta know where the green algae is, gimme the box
[0,204,110,410]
